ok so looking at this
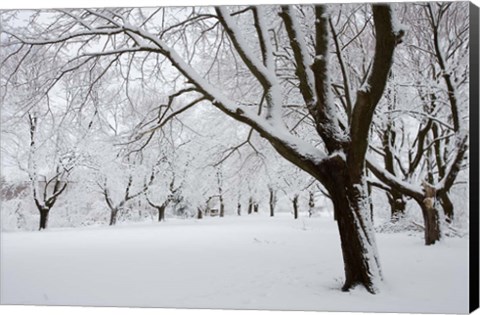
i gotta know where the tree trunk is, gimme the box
[39,208,50,230]
[438,190,454,223]
[248,197,253,214]
[418,182,441,245]
[308,191,315,217]
[330,186,381,293]
[388,190,406,222]
[109,208,119,226]
[320,158,382,294]
[197,208,203,219]
[158,205,166,222]
[418,199,441,245]
[293,194,299,219]
[367,180,374,223]
[219,197,225,217]
[269,188,275,217]
[237,202,241,216]
[253,203,259,213]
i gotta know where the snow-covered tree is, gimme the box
[3,3,453,294]
[366,2,469,245]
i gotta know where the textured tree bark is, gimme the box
[333,188,381,293]
[321,157,381,293]
[39,208,50,230]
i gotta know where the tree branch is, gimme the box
[348,4,403,180]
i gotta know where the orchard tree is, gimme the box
[97,156,154,226]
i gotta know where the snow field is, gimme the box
[0,214,469,313]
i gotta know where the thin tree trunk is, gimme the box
[293,194,299,219]
[269,188,275,217]
[367,180,374,223]
[219,196,225,217]
[308,191,315,217]
[248,197,253,214]
[237,202,241,216]
[39,208,50,230]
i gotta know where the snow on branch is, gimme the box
[216,6,282,123]
[366,155,424,200]
[215,7,276,87]
[3,28,124,46]
[107,14,327,174]
[280,5,346,152]
[5,8,327,182]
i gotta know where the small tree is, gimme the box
[27,113,74,230]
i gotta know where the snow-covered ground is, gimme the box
[0,214,469,313]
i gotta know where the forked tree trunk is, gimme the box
[38,208,50,230]
[109,208,119,226]
[253,203,259,213]
[292,194,299,219]
[157,205,166,222]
